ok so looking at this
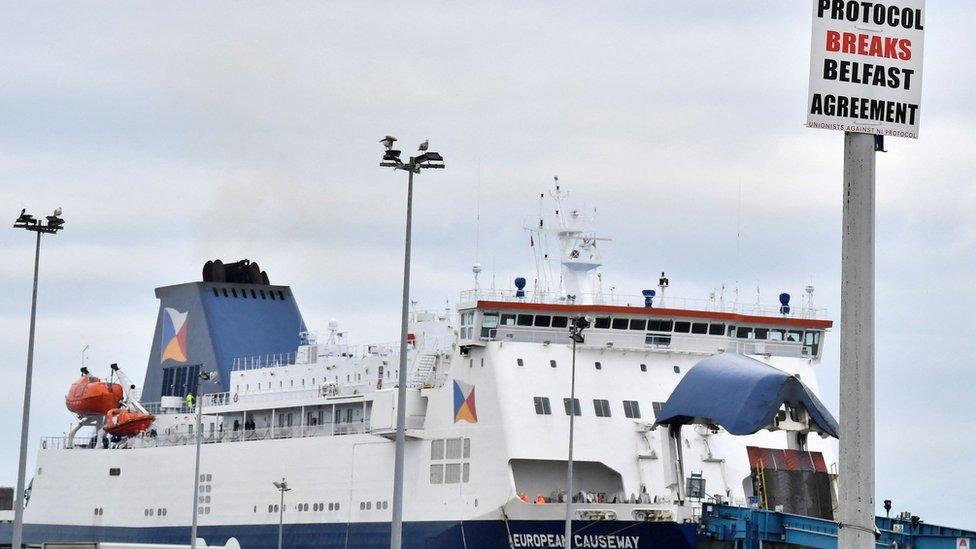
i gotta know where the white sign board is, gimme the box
[807,0,925,138]
[959,537,971,549]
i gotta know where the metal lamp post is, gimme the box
[273,478,291,549]
[564,316,589,549]
[190,370,217,549]
[11,208,65,549]
[378,135,445,549]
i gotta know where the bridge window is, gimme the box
[551,316,569,328]
[501,314,516,326]
[735,327,753,339]
[611,318,628,330]
[533,315,551,327]
[594,317,611,329]
[534,397,552,415]
[647,320,673,332]
[769,329,784,341]
[674,321,691,333]
[754,328,769,340]
[709,323,725,336]
[623,400,641,419]
[563,398,582,416]
[516,314,533,327]
[804,330,822,355]
[786,330,803,342]
[482,313,499,338]
[691,322,708,334]
[629,319,646,331]
[593,399,611,417]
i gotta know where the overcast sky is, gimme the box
[2,1,974,528]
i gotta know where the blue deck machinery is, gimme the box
[654,354,976,549]
[699,503,976,549]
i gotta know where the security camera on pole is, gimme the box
[805,2,925,548]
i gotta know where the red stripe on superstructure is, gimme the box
[476,300,833,329]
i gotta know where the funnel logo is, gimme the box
[453,380,477,423]
[160,307,188,363]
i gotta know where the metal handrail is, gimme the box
[459,288,826,319]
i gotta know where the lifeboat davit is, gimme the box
[104,408,155,437]
[66,374,123,416]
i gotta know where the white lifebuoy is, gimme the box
[232,393,239,403]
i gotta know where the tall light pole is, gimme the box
[273,478,291,549]
[190,370,217,549]
[11,208,65,549]
[379,135,446,549]
[564,316,589,549]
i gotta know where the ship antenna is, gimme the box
[734,180,742,309]
[475,157,481,264]
[81,344,90,372]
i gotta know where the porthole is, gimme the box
[640,364,647,372]
[673,365,680,374]
[269,504,274,513]
[329,503,334,511]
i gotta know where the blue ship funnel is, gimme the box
[141,260,306,403]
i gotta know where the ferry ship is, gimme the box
[1,183,838,549]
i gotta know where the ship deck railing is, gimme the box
[142,382,379,415]
[459,288,826,319]
[38,419,387,451]
[231,341,401,372]
[482,327,816,358]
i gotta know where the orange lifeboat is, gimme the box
[104,408,155,437]
[66,371,123,416]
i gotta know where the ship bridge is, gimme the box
[456,288,832,360]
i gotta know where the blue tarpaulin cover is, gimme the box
[655,353,839,438]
